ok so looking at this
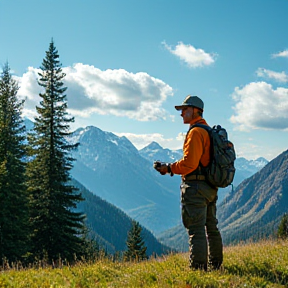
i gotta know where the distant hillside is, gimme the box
[217,149,288,244]
[158,224,187,252]
[217,157,268,203]
[72,178,171,256]
[70,126,180,234]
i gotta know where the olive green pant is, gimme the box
[181,180,223,270]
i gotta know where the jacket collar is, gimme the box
[189,116,208,127]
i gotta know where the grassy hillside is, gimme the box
[1,240,287,287]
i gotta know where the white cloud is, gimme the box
[272,49,288,58]
[114,132,182,150]
[256,68,288,83]
[235,142,260,159]
[162,41,216,68]
[236,142,284,161]
[230,81,288,131]
[15,63,173,122]
[14,67,43,118]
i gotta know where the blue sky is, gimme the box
[0,0,288,161]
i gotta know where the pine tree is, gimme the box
[26,40,85,263]
[124,220,148,261]
[277,213,288,239]
[0,63,29,264]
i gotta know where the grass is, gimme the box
[0,240,287,287]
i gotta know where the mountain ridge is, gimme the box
[218,148,288,243]
[70,125,181,234]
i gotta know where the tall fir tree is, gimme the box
[26,40,85,262]
[0,63,29,264]
[124,220,148,261]
[278,213,288,239]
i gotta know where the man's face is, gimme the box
[181,107,194,124]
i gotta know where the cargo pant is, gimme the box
[181,180,223,270]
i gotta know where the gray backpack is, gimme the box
[190,124,236,188]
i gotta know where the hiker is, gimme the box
[154,95,223,271]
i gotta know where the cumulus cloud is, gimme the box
[114,132,186,151]
[230,81,288,131]
[15,63,173,121]
[162,41,216,68]
[14,67,43,118]
[272,49,288,58]
[114,132,176,150]
[256,68,288,83]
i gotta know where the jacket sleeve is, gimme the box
[170,128,205,176]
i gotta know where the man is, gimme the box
[154,95,223,271]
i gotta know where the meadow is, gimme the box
[0,240,287,288]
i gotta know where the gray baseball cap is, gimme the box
[175,95,204,111]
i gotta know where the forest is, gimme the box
[0,40,148,266]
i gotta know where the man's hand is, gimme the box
[153,161,173,176]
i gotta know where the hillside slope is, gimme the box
[72,178,171,256]
[218,149,288,243]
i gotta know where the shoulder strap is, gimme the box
[186,123,212,175]
[189,123,211,133]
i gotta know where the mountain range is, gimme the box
[25,118,283,255]
[69,126,181,234]
[139,141,183,163]
[69,125,269,235]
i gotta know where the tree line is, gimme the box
[0,40,148,266]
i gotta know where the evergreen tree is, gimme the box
[124,220,148,261]
[277,213,288,239]
[0,63,29,264]
[26,40,85,263]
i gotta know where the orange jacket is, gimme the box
[170,116,210,176]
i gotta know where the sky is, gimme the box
[0,0,288,161]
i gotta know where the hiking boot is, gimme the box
[209,261,222,270]
[190,262,208,271]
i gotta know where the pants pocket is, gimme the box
[180,182,198,205]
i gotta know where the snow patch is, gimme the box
[109,139,118,146]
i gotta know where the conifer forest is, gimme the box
[0,40,94,265]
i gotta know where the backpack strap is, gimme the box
[185,123,212,178]
[189,123,211,133]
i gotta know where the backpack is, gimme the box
[190,124,236,188]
